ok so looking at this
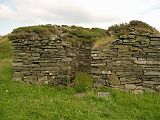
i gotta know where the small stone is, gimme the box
[44,81,49,84]
[51,36,56,40]
[120,78,127,82]
[13,77,22,81]
[102,71,111,75]
[91,69,101,74]
[49,73,52,75]
[150,41,160,46]
[91,54,98,57]
[38,76,48,82]
[62,58,72,62]
[91,63,106,67]
[74,93,86,97]
[94,79,107,87]
[133,90,143,94]
[143,81,157,85]
[145,88,156,93]
[155,85,160,92]
[125,84,136,90]
[13,63,23,67]
[137,86,144,90]
[97,92,110,98]
[108,72,120,86]
[144,72,160,76]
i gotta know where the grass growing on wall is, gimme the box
[11,25,108,48]
[0,35,160,120]
[93,36,114,49]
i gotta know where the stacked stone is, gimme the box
[91,48,111,87]
[91,33,160,91]
[12,33,76,85]
[11,27,160,92]
[77,42,92,73]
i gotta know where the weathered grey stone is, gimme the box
[144,71,160,76]
[136,86,144,90]
[143,81,158,85]
[125,84,136,90]
[31,53,40,57]
[144,88,156,93]
[133,90,143,94]
[13,63,23,67]
[13,76,22,81]
[120,35,135,39]
[120,77,127,82]
[134,60,160,65]
[108,72,120,86]
[150,34,160,38]
[155,85,160,92]
[38,76,48,82]
[62,58,72,62]
[91,53,98,57]
[91,68,101,74]
[102,71,111,75]
[150,38,160,41]
[92,57,106,60]
[94,79,106,87]
[150,41,160,46]
[97,92,110,98]
[91,63,106,67]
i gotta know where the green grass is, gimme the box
[0,36,12,60]
[74,72,93,93]
[0,36,160,120]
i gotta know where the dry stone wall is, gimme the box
[91,33,160,91]
[11,31,92,85]
[77,41,92,73]
[12,33,77,85]
[11,30,160,92]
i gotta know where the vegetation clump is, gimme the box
[74,72,93,93]
[107,20,159,37]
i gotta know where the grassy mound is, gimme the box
[11,25,107,47]
[107,20,159,37]
[10,21,159,49]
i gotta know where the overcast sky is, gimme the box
[0,0,160,35]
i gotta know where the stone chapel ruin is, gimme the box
[10,25,160,91]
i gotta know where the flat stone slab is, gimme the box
[97,92,110,98]
[74,93,86,97]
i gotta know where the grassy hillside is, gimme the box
[0,35,160,119]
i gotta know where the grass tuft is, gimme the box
[74,72,93,93]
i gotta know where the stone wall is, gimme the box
[12,33,77,85]
[11,30,92,85]
[91,33,160,91]
[11,29,160,91]
[77,41,92,73]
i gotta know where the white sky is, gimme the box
[0,0,160,35]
